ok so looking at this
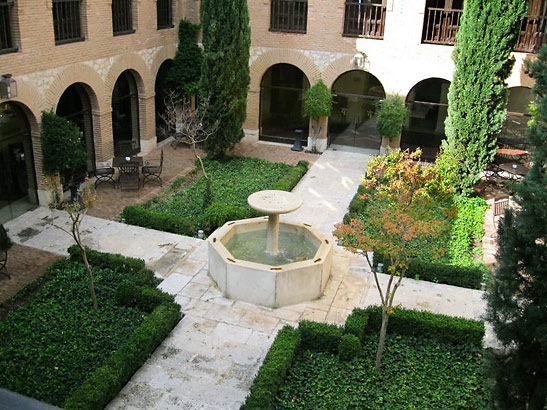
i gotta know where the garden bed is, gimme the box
[0,247,180,410]
[243,307,486,410]
[121,157,309,236]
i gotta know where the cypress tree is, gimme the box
[167,19,202,96]
[200,0,251,158]
[442,0,527,191]
[485,45,547,409]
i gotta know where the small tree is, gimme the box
[167,19,202,103]
[200,0,251,159]
[485,45,547,409]
[376,95,408,140]
[303,80,333,152]
[442,0,527,191]
[334,149,452,371]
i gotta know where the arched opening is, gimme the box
[112,70,140,157]
[499,86,533,147]
[155,59,174,142]
[328,70,385,151]
[401,78,450,161]
[56,83,96,178]
[260,63,310,145]
[0,102,38,223]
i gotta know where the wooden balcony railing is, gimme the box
[343,2,386,39]
[516,15,547,52]
[0,0,14,52]
[270,0,308,34]
[422,7,463,45]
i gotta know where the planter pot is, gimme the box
[380,134,401,155]
[307,116,328,153]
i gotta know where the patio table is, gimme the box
[113,156,144,168]
[497,162,529,179]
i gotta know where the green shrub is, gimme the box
[115,280,173,313]
[376,95,408,139]
[363,306,484,347]
[298,321,343,353]
[120,205,195,236]
[448,195,487,265]
[271,161,309,192]
[338,334,362,361]
[68,245,147,277]
[344,308,369,342]
[241,326,300,410]
[203,202,252,229]
[64,304,181,410]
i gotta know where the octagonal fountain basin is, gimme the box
[208,217,333,308]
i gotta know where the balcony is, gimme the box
[516,14,547,52]
[422,7,463,45]
[343,1,386,39]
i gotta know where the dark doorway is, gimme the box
[112,70,140,157]
[0,102,38,223]
[155,59,174,142]
[260,63,310,145]
[499,86,533,147]
[328,70,385,151]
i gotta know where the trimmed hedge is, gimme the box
[241,326,301,410]
[271,160,309,192]
[361,306,484,347]
[298,320,343,353]
[338,334,362,361]
[120,205,195,237]
[344,308,368,342]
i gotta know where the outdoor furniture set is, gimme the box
[95,149,164,191]
[485,147,530,181]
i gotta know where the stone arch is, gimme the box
[322,55,365,89]
[150,44,177,80]
[399,74,452,99]
[249,49,320,90]
[7,80,43,130]
[104,53,150,98]
[45,64,105,113]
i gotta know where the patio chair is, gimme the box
[118,162,140,191]
[142,149,164,187]
[94,160,116,189]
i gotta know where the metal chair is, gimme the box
[0,225,10,279]
[142,149,164,187]
[118,162,140,191]
[94,161,116,189]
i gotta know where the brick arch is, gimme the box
[404,77,451,101]
[7,80,43,130]
[45,64,105,113]
[322,55,364,88]
[150,44,177,80]
[249,49,321,90]
[104,53,150,98]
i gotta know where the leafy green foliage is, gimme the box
[303,80,333,119]
[0,224,12,252]
[298,321,343,353]
[241,326,301,410]
[338,334,362,361]
[485,45,547,410]
[123,157,306,235]
[167,20,202,96]
[0,251,178,408]
[40,111,87,178]
[201,0,251,158]
[375,95,408,139]
[344,308,369,342]
[442,0,528,191]
[276,334,487,409]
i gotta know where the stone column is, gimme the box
[139,91,157,155]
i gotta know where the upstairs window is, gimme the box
[270,0,308,34]
[343,0,386,39]
[422,0,464,45]
[112,0,134,36]
[157,0,172,29]
[0,0,15,53]
[52,0,84,45]
[516,0,547,52]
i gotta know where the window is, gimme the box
[0,0,15,53]
[270,0,308,34]
[157,0,172,29]
[52,0,83,44]
[343,0,386,39]
[421,0,464,45]
[112,0,134,36]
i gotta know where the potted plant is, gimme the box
[376,95,408,155]
[303,79,333,153]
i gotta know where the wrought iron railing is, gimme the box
[343,1,386,39]
[270,0,308,33]
[516,15,547,52]
[0,0,14,53]
[112,0,134,35]
[422,7,463,45]
[52,0,83,44]
[157,0,172,29]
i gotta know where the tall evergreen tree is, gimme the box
[442,0,527,191]
[200,0,250,158]
[167,19,202,97]
[485,46,547,409]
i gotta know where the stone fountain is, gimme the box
[208,190,333,308]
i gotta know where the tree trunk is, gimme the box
[375,308,389,371]
[80,243,98,310]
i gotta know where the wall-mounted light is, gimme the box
[353,53,365,69]
[0,74,17,99]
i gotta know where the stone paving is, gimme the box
[3,147,494,409]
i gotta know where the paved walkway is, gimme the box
[3,148,492,409]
